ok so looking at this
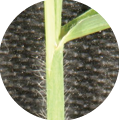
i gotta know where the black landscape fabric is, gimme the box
[0,0,119,119]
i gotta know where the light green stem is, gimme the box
[46,46,64,120]
[44,0,64,120]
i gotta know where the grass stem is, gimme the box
[44,0,64,120]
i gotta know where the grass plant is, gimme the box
[44,0,110,120]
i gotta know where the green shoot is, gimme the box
[44,0,110,120]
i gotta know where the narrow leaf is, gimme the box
[60,9,98,39]
[61,14,110,44]
[55,0,63,42]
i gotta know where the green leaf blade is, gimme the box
[63,14,110,43]
[60,9,98,39]
[60,9,110,44]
